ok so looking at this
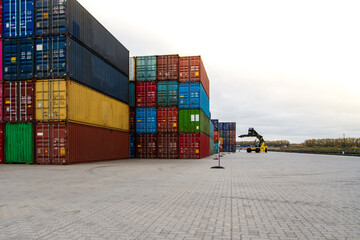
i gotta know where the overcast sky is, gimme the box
[79,0,360,143]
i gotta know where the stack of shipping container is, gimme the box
[130,55,211,159]
[215,121,236,153]
[2,0,130,164]
[211,119,220,153]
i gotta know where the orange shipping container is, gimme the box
[179,56,210,98]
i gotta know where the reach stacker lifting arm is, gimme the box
[239,128,268,153]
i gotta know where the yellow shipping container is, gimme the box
[219,137,224,145]
[35,79,129,131]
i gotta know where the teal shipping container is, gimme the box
[129,82,135,107]
[136,56,156,81]
[214,142,219,153]
[179,109,210,136]
[210,137,214,155]
[5,123,34,164]
[157,81,178,107]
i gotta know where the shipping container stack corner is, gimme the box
[2,0,130,164]
[2,0,35,164]
[130,54,211,159]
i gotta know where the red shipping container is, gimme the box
[136,133,157,158]
[179,133,209,159]
[35,123,129,164]
[129,108,135,133]
[136,82,157,107]
[230,130,236,145]
[214,131,219,143]
[157,107,178,132]
[4,81,34,122]
[0,125,3,164]
[157,55,179,81]
[0,83,3,121]
[0,39,2,81]
[158,133,179,159]
[179,56,210,98]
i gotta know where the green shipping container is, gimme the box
[210,137,214,155]
[5,123,34,164]
[179,109,210,136]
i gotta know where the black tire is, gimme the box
[247,148,251,153]
[255,148,260,153]
[265,148,268,153]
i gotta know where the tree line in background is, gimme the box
[302,138,360,148]
[237,138,360,156]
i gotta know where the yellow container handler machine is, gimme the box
[239,128,268,153]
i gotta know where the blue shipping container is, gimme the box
[223,130,230,138]
[136,108,157,133]
[229,122,236,130]
[3,0,34,38]
[219,123,224,130]
[136,56,156,81]
[129,82,135,107]
[223,145,231,152]
[129,133,136,158]
[211,119,219,131]
[157,81,178,107]
[34,36,128,103]
[35,0,129,76]
[179,82,210,118]
[224,138,230,146]
[230,145,236,152]
[3,39,34,80]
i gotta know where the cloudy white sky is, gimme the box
[79,0,360,143]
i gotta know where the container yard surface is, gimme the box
[0,152,359,239]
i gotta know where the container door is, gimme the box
[35,123,67,164]
[3,0,34,38]
[5,123,34,163]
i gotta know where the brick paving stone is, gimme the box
[0,152,360,239]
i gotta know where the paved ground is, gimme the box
[0,152,359,240]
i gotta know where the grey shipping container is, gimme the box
[35,36,128,103]
[35,0,129,76]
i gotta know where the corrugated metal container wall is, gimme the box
[129,108,135,133]
[211,119,219,131]
[35,79,129,131]
[179,133,209,159]
[135,108,157,133]
[136,82,157,107]
[4,81,34,122]
[0,125,3,164]
[210,121,214,138]
[158,133,179,159]
[209,137,214,155]
[35,0,129,76]
[229,122,236,130]
[136,133,157,158]
[179,109,210,136]
[129,57,135,81]
[35,123,129,164]
[0,41,2,80]
[3,39,34,80]
[34,36,128,103]
[157,55,179,81]
[5,123,33,163]
[157,81,178,107]
[0,0,2,38]
[179,56,209,97]
[129,82,135,107]
[3,0,34,38]
[214,142,219,153]
[157,107,178,133]
[0,84,3,121]
[230,145,236,152]
[214,131,219,142]
[129,133,135,158]
[230,130,236,145]
[179,82,210,118]
[136,56,156,81]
